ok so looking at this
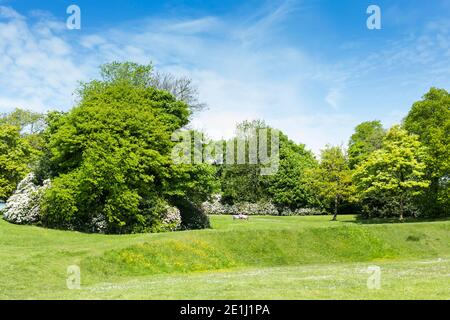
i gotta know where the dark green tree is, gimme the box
[348,120,385,169]
[266,135,318,210]
[220,120,271,204]
[40,62,215,233]
[403,88,450,216]
[220,120,318,210]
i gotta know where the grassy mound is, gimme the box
[82,218,450,283]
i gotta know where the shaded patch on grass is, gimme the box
[406,235,421,242]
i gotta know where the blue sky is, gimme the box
[0,0,449,153]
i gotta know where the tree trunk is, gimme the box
[399,194,404,221]
[332,195,338,221]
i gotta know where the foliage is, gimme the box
[266,134,318,210]
[0,108,46,134]
[354,126,429,220]
[1,71,446,231]
[307,145,355,220]
[220,120,271,204]
[160,205,182,231]
[348,120,385,169]
[33,111,67,183]
[202,194,324,216]
[95,61,206,113]
[172,197,210,230]
[403,87,450,216]
[278,207,324,216]
[0,108,46,151]
[39,62,215,233]
[202,194,279,215]
[0,124,38,200]
[220,120,318,211]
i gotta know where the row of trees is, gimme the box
[0,62,448,233]
[212,88,449,221]
[352,88,449,219]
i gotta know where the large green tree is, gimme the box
[403,87,450,216]
[220,120,271,204]
[348,120,385,169]
[220,120,317,210]
[266,135,318,210]
[39,62,215,233]
[354,126,429,220]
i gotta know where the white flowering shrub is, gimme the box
[202,194,232,215]
[202,194,279,215]
[202,194,323,216]
[3,173,50,224]
[160,205,182,231]
[230,201,279,215]
[90,214,108,233]
[279,207,324,216]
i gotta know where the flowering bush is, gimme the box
[202,194,232,215]
[89,214,108,233]
[202,194,278,215]
[202,194,323,216]
[279,207,324,216]
[160,205,182,231]
[229,201,279,215]
[2,173,50,224]
[2,172,183,233]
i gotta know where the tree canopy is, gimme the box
[38,63,215,233]
[348,120,385,169]
[89,61,206,113]
[0,108,44,200]
[403,87,450,216]
[307,145,354,220]
[354,126,429,220]
[219,120,317,211]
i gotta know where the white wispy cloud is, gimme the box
[234,0,299,47]
[325,88,341,110]
[0,6,92,111]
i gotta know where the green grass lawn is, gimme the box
[1,215,449,299]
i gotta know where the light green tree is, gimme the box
[0,108,45,135]
[308,145,354,220]
[354,125,430,220]
[0,124,37,200]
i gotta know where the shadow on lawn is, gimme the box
[351,214,450,225]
